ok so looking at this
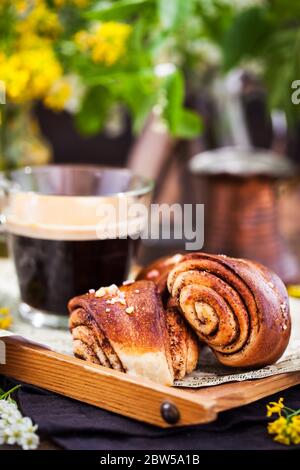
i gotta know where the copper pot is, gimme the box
[189,147,300,284]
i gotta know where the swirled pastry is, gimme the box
[167,252,291,368]
[69,280,199,385]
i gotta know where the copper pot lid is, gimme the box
[189,147,297,178]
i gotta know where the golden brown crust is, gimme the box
[69,281,175,385]
[69,281,172,353]
[165,305,199,379]
[136,254,184,295]
[167,252,291,368]
[136,254,202,377]
[69,279,199,384]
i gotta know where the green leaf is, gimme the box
[163,70,184,133]
[85,0,152,20]
[222,6,272,70]
[108,71,157,134]
[156,0,191,30]
[195,0,236,44]
[268,0,300,22]
[174,109,202,138]
[132,95,156,134]
[127,17,153,69]
[75,86,111,135]
[163,70,202,138]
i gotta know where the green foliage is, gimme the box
[264,30,300,125]
[76,0,206,138]
[195,0,235,44]
[221,1,300,125]
[164,71,185,133]
[5,0,300,139]
[175,109,202,138]
[111,72,158,134]
[0,384,21,401]
[0,2,17,51]
[85,0,153,21]
[157,0,192,31]
[163,70,202,138]
[222,7,272,70]
[75,86,112,135]
[7,0,284,139]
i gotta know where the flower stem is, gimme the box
[284,406,296,413]
[0,384,21,400]
[287,409,300,419]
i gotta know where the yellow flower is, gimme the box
[268,416,291,445]
[0,308,13,330]
[75,22,132,66]
[266,397,285,417]
[270,417,300,446]
[290,415,300,432]
[44,79,72,111]
[17,1,61,38]
[267,397,300,446]
[267,412,300,446]
[92,22,132,65]
[0,45,62,103]
[274,433,291,446]
[15,0,29,14]
[287,416,300,444]
[74,30,93,51]
[267,416,287,435]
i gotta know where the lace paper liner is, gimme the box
[174,346,300,388]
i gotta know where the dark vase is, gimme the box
[35,103,133,167]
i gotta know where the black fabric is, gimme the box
[1,375,300,450]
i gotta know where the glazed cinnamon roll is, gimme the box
[69,280,199,385]
[167,253,291,368]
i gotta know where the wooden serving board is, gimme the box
[1,335,300,428]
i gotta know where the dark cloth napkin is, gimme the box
[1,375,300,450]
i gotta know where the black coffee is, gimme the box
[9,234,139,316]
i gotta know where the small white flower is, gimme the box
[4,422,24,445]
[0,406,22,423]
[0,399,17,413]
[19,417,38,433]
[0,408,22,424]
[0,389,39,450]
[18,431,40,450]
[3,413,22,425]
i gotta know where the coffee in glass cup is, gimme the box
[0,165,153,328]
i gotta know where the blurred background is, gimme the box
[1,0,300,286]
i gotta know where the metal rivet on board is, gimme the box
[160,401,180,424]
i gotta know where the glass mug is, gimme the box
[0,165,153,328]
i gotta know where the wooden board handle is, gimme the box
[0,336,216,428]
